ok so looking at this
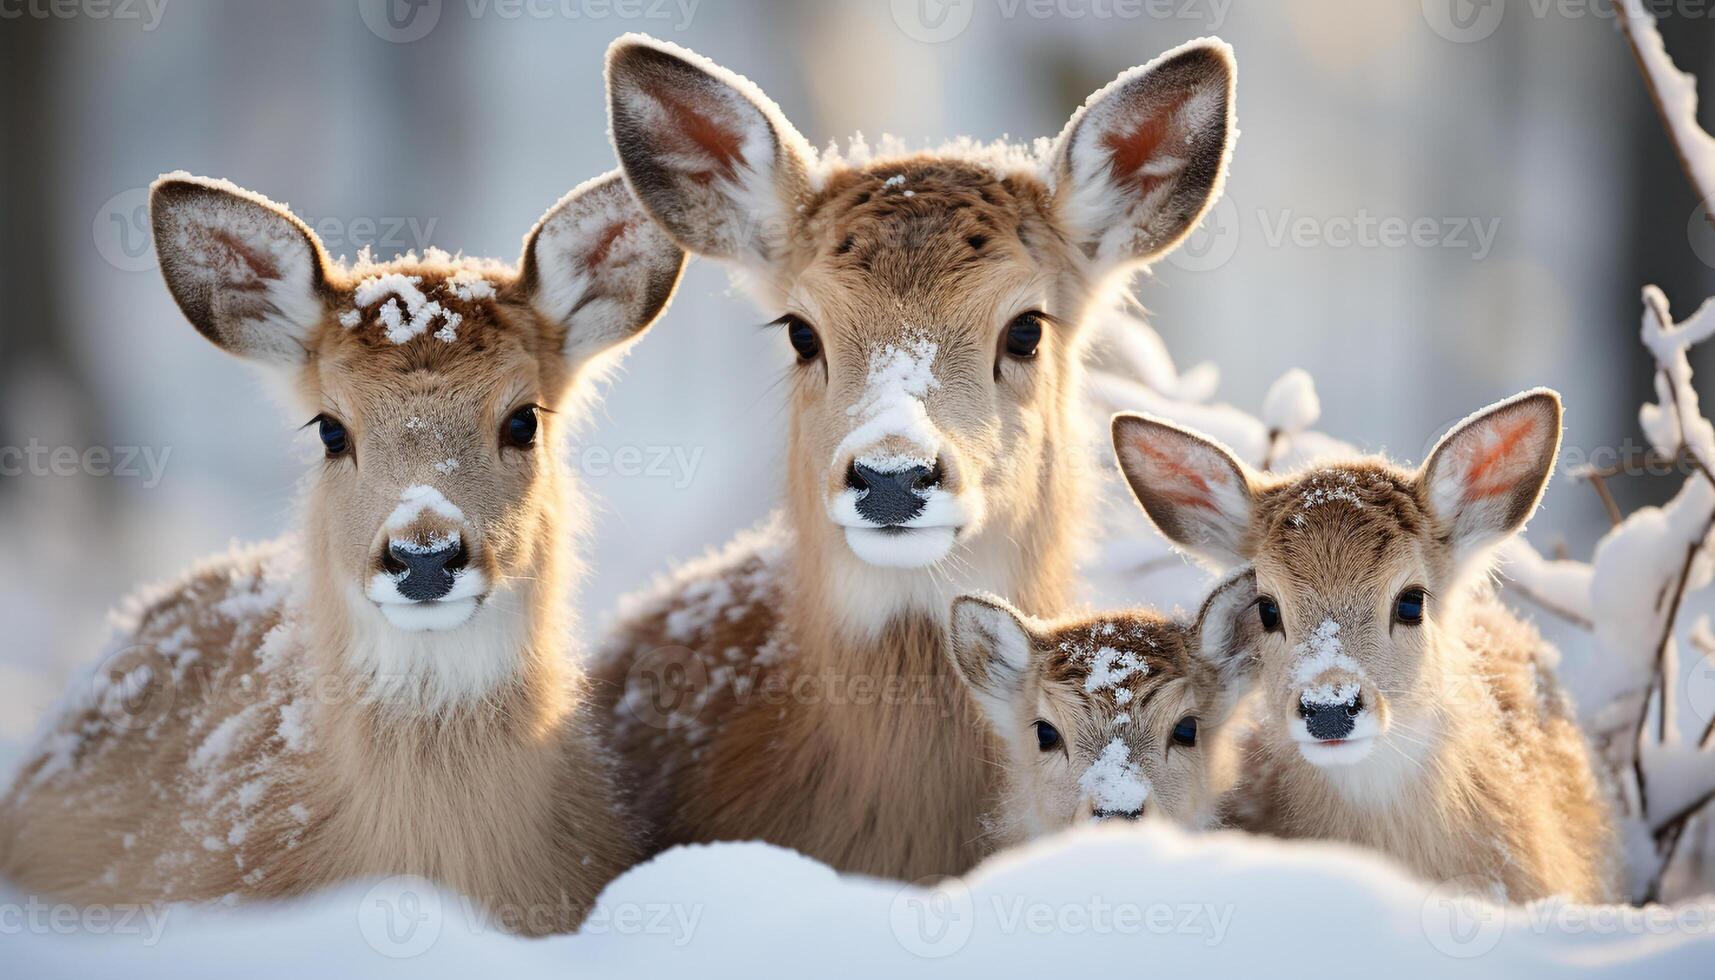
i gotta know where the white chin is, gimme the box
[377,598,479,632]
[843,526,956,568]
[1297,737,1375,767]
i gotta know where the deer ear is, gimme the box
[150,173,330,364]
[518,171,687,367]
[1192,568,1262,703]
[1420,389,1563,570]
[1047,38,1236,269]
[949,594,1038,726]
[1112,413,1255,568]
[605,34,812,269]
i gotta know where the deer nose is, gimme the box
[1093,807,1144,822]
[1299,692,1362,741]
[383,537,468,602]
[847,461,941,526]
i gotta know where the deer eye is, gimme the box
[1172,716,1198,747]
[1034,720,1062,753]
[1005,312,1044,359]
[775,314,820,362]
[316,416,349,458]
[1257,596,1282,633]
[1395,588,1426,625]
[505,406,539,448]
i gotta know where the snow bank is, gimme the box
[5,821,1711,978]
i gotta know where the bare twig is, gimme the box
[1505,580,1595,631]
[1582,470,1626,528]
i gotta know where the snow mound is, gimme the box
[6,821,1712,978]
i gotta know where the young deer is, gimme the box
[1110,390,1621,902]
[0,171,685,933]
[593,34,1238,878]
[947,572,1259,848]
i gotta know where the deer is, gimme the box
[946,571,1260,848]
[591,33,1238,879]
[1109,389,1622,902]
[0,169,687,934]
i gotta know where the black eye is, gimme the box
[777,314,820,362]
[1005,312,1044,359]
[1257,596,1282,633]
[1172,716,1198,747]
[317,416,349,458]
[1034,720,1062,753]
[1395,588,1426,625]
[505,406,539,448]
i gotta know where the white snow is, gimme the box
[386,485,465,531]
[1623,7,1715,204]
[834,334,943,468]
[1083,646,1145,694]
[1290,619,1363,701]
[1261,368,1320,436]
[348,272,464,345]
[1079,738,1151,813]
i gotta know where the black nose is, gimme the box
[847,461,940,526]
[1299,692,1362,741]
[384,539,467,602]
[1093,808,1143,821]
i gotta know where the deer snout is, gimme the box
[846,459,942,526]
[1298,691,1363,742]
[1093,806,1144,822]
[382,535,468,602]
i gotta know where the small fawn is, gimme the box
[1110,389,1620,901]
[948,572,1259,847]
[593,33,1238,878]
[0,171,685,932]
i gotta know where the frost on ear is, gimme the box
[949,594,1037,725]
[1421,388,1563,568]
[150,173,330,364]
[1047,37,1236,269]
[605,34,813,267]
[518,171,687,367]
[1111,413,1255,569]
[1192,567,1262,699]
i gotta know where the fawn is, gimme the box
[0,171,685,933]
[592,34,1238,878]
[1110,389,1620,902]
[948,572,1260,847]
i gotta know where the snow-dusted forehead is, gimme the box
[331,252,514,351]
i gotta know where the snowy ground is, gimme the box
[5,778,1712,979]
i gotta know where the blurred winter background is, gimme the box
[9,0,1715,972]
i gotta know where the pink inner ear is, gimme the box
[1099,92,1188,196]
[1129,433,1225,511]
[583,221,630,272]
[1460,415,1538,502]
[206,226,279,287]
[649,85,745,184]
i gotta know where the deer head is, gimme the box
[948,572,1259,835]
[1111,390,1562,769]
[150,171,684,700]
[605,34,1236,626]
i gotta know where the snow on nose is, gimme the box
[1080,737,1151,816]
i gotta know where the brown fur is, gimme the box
[593,36,1237,879]
[0,171,685,933]
[1113,392,1622,902]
